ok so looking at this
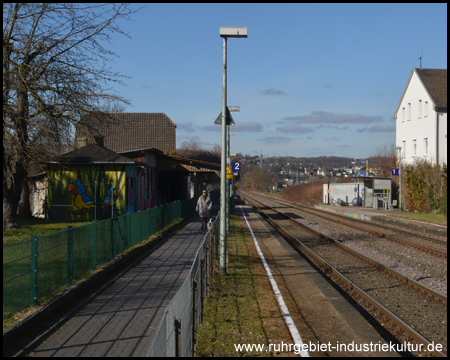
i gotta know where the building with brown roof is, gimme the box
[76,113,176,153]
[42,136,154,221]
[395,68,447,165]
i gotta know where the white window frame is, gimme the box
[418,99,422,118]
[424,101,428,117]
[402,140,406,157]
[407,103,411,121]
[413,139,417,156]
[424,138,428,155]
[402,107,405,122]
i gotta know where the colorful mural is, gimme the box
[47,163,158,221]
[47,164,126,221]
[125,166,157,214]
[68,169,95,215]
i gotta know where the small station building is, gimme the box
[323,176,393,209]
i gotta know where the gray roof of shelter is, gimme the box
[44,144,146,165]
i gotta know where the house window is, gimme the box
[407,103,411,121]
[402,140,406,156]
[402,107,405,122]
[418,100,422,118]
[424,101,428,117]
[424,138,428,155]
[413,139,417,156]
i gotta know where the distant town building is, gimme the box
[395,68,447,165]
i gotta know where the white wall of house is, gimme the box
[395,69,447,166]
[438,111,447,165]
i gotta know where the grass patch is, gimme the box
[392,211,447,226]
[196,213,295,357]
[3,217,92,246]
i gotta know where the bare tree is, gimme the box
[3,3,140,230]
[242,168,273,192]
[176,137,221,163]
[370,144,397,178]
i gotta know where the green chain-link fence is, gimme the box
[3,198,196,320]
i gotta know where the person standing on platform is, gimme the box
[196,189,212,230]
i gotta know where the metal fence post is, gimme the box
[111,216,116,258]
[200,259,204,323]
[67,226,73,287]
[174,317,181,357]
[30,235,38,308]
[191,279,198,357]
[128,213,131,248]
[206,239,210,298]
[92,219,97,271]
[138,210,141,242]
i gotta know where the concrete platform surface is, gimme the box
[20,206,218,357]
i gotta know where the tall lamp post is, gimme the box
[219,26,247,274]
[396,146,402,212]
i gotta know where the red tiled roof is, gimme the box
[76,113,177,153]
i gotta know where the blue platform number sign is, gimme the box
[231,162,241,172]
[392,168,399,176]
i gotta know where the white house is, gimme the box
[395,68,447,165]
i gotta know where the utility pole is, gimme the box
[310,169,316,203]
[219,26,247,274]
[219,34,228,273]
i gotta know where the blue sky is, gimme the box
[105,3,447,158]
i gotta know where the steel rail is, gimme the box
[242,192,447,357]
[253,191,447,244]
[244,191,447,258]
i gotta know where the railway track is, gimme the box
[244,191,447,258]
[240,191,447,357]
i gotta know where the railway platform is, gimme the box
[314,204,447,238]
[4,205,219,357]
[234,204,400,357]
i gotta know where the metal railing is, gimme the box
[147,213,220,357]
[3,198,197,320]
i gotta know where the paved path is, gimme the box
[29,207,218,357]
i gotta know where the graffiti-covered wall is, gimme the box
[47,164,126,221]
[125,166,158,214]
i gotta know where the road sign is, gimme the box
[226,164,234,179]
[234,186,238,191]
[365,167,369,171]
[231,162,241,172]
[392,168,399,176]
[327,189,331,193]
[215,106,239,125]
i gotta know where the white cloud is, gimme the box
[257,136,293,143]
[177,122,199,133]
[261,88,286,95]
[201,121,263,132]
[276,125,315,134]
[283,111,384,124]
[367,125,396,133]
